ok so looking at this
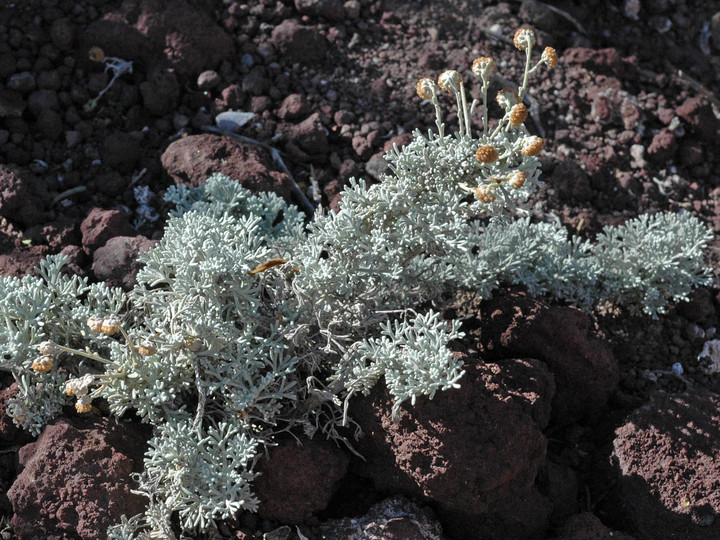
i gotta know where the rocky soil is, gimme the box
[0,0,719,539]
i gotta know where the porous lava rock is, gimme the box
[92,235,158,290]
[349,355,554,539]
[84,0,234,80]
[80,207,136,255]
[253,436,349,524]
[270,20,328,65]
[0,165,44,228]
[469,289,619,425]
[160,133,294,200]
[7,416,150,540]
[612,390,720,540]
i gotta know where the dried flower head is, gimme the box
[65,374,94,397]
[475,185,497,203]
[37,341,56,356]
[87,317,103,333]
[513,28,536,50]
[138,341,158,357]
[508,170,526,189]
[75,395,93,414]
[541,47,558,69]
[496,87,519,109]
[475,145,498,163]
[31,355,54,373]
[471,57,496,80]
[437,70,462,92]
[521,136,544,156]
[509,103,528,126]
[416,78,435,100]
[101,317,121,335]
[88,46,105,62]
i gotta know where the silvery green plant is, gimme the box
[0,28,712,538]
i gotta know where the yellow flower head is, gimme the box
[542,47,558,69]
[75,395,93,414]
[416,78,435,100]
[521,136,544,156]
[437,70,462,92]
[475,185,497,203]
[88,46,105,63]
[475,145,499,163]
[138,341,158,357]
[471,57,496,80]
[31,355,54,373]
[509,103,528,127]
[508,171,526,189]
[513,28,536,50]
[101,317,121,335]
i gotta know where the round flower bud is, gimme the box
[31,355,54,373]
[471,57,496,80]
[88,46,105,63]
[101,317,121,335]
[416,78,435,100]
[541,47,558,69]
[138,341,158,357]
[75,395,93,414]
[87,317,103,333]
[37,341,56,356]
[496,87,519,109]
[521,136,544,156]
[475,145,498,163]
[508,171,526,189]
[66,374,94,397]
[437,70,462,92]
[509,103,528,126]
[475,185,497,203]
[513,28,536,50]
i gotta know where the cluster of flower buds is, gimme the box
[87,316,121,335]
[65,374,96,413]
[30,340,56,373]
[414,27,558,208]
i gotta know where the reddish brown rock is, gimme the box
[80,208,136,255]
[288,111,329,162]
[472,290,618,425]
[25,216,80,250]
[85,0,234,81]
[676,96,720,140]
[160,133,294,200]
[270,20,328,65]
[254,436,349,523]
[92,235,158,290]
[646,128,678,165]
[561,48,638,80]
[7,416,150,540]
[612,390,720,540]
[0,165,34,223]
[349,355,554,538]
[277,93,310,121]
[0,246,49,278]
